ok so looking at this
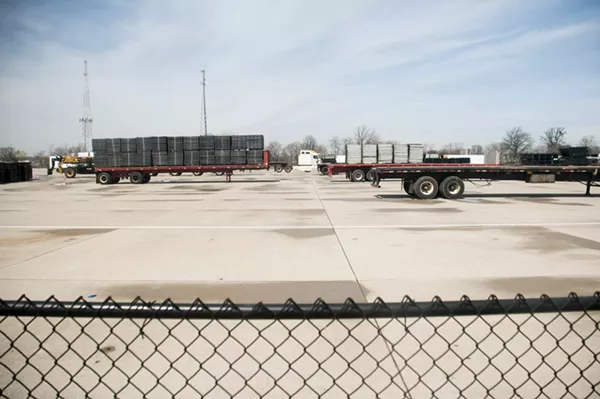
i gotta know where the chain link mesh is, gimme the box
[1,293,599,398]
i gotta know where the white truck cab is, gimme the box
[297,150,321,172]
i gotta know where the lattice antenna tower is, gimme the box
[201,69,208,136]
[79,60,93,152]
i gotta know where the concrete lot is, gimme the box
[1,170,599,398]
[0,169,599,303]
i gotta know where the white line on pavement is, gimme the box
[1,222,600,230]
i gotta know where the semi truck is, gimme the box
[94,150,291,184]
[368,164,600,199]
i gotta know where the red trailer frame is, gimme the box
[94,150,292,184]
[328,162,498,182]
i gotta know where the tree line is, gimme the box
[1,126,598,166]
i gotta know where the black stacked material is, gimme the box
[184,151,200,166]
[0,162,32,184]
[168,151,184,166]
[520,153,557,166]
[199,150,215,165]
[183,136,199,151]
[247,135,264,150]
[247,150,264,165]
[106,138,121,154]
[121,138,137,153]
[230,150,246,165]
[215,150,230,165]
[231,135,248,150]
[199,136,215,150]
[427,158,470,164]
[167,137,184,152]
[107,155,122,167]
[93,154,108,167]
[152,151,168,166]
[151,137,168,152]
[136,137,153,152]
[560,146,590,165]
[120,152,137,167]
[137,152,152,166]
[92,139,107,153]
[215,136,231,150]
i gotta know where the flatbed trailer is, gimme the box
[369,164,600,199]
[328,162,474,182]
[94,150,292,184]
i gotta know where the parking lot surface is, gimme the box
[1,170,599,303]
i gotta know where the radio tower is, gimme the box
[201,69,208,136]
[79,60,93,152]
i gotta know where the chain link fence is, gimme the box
[1,293,599,398]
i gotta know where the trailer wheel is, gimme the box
[366,169,376,182]
[351,169,365,182]
[440,176,465,199]
[113,177,120,184]
[98,172,113,185]
[284,165,293,173]
[274,165,283,173]
[413,176,438,199]
[142,175,151,183]
[130,172,144,184]
[64,168,77,178]
[169,172,182,176]
[403,180,416,197]
[193,172,203,176]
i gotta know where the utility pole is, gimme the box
[201,70,208,136]
[79,60,93,152]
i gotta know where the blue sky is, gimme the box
[0,0,599,152]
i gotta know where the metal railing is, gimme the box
[1,293,599,398]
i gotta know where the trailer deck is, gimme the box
[370,164,600,199]
[94,150,292,184]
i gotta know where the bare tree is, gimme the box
[579,135,598,150]
[342,136,354,146]
[32,150,47,168]
[439,142,465,155]
[353,125,379,145]
[470,144,484,155]
[282,142,303,165]
[51,144,86,155]
[540,127,567,153]
[266,141,283,160]
[329,136,342,154]
[502,127,533,163]
[0,147,27,162]
[302,135,319,150]
[423,143,436,154]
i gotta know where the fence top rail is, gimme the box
[1,293,598,320]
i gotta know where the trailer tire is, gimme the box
[113,177,120,184]
[274,165,283,173]
[440,176,465,199]
[403,181,416,197]
[142,175,151,183]
[413,176,438,199]
[169,172,182,176]
[130,172,144,184]
[64,168,77,178]
[366,169,376,182]
[98,172,113,185]
[284,165,293,173]
[193,172,203,176]
[351,169,365,182]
